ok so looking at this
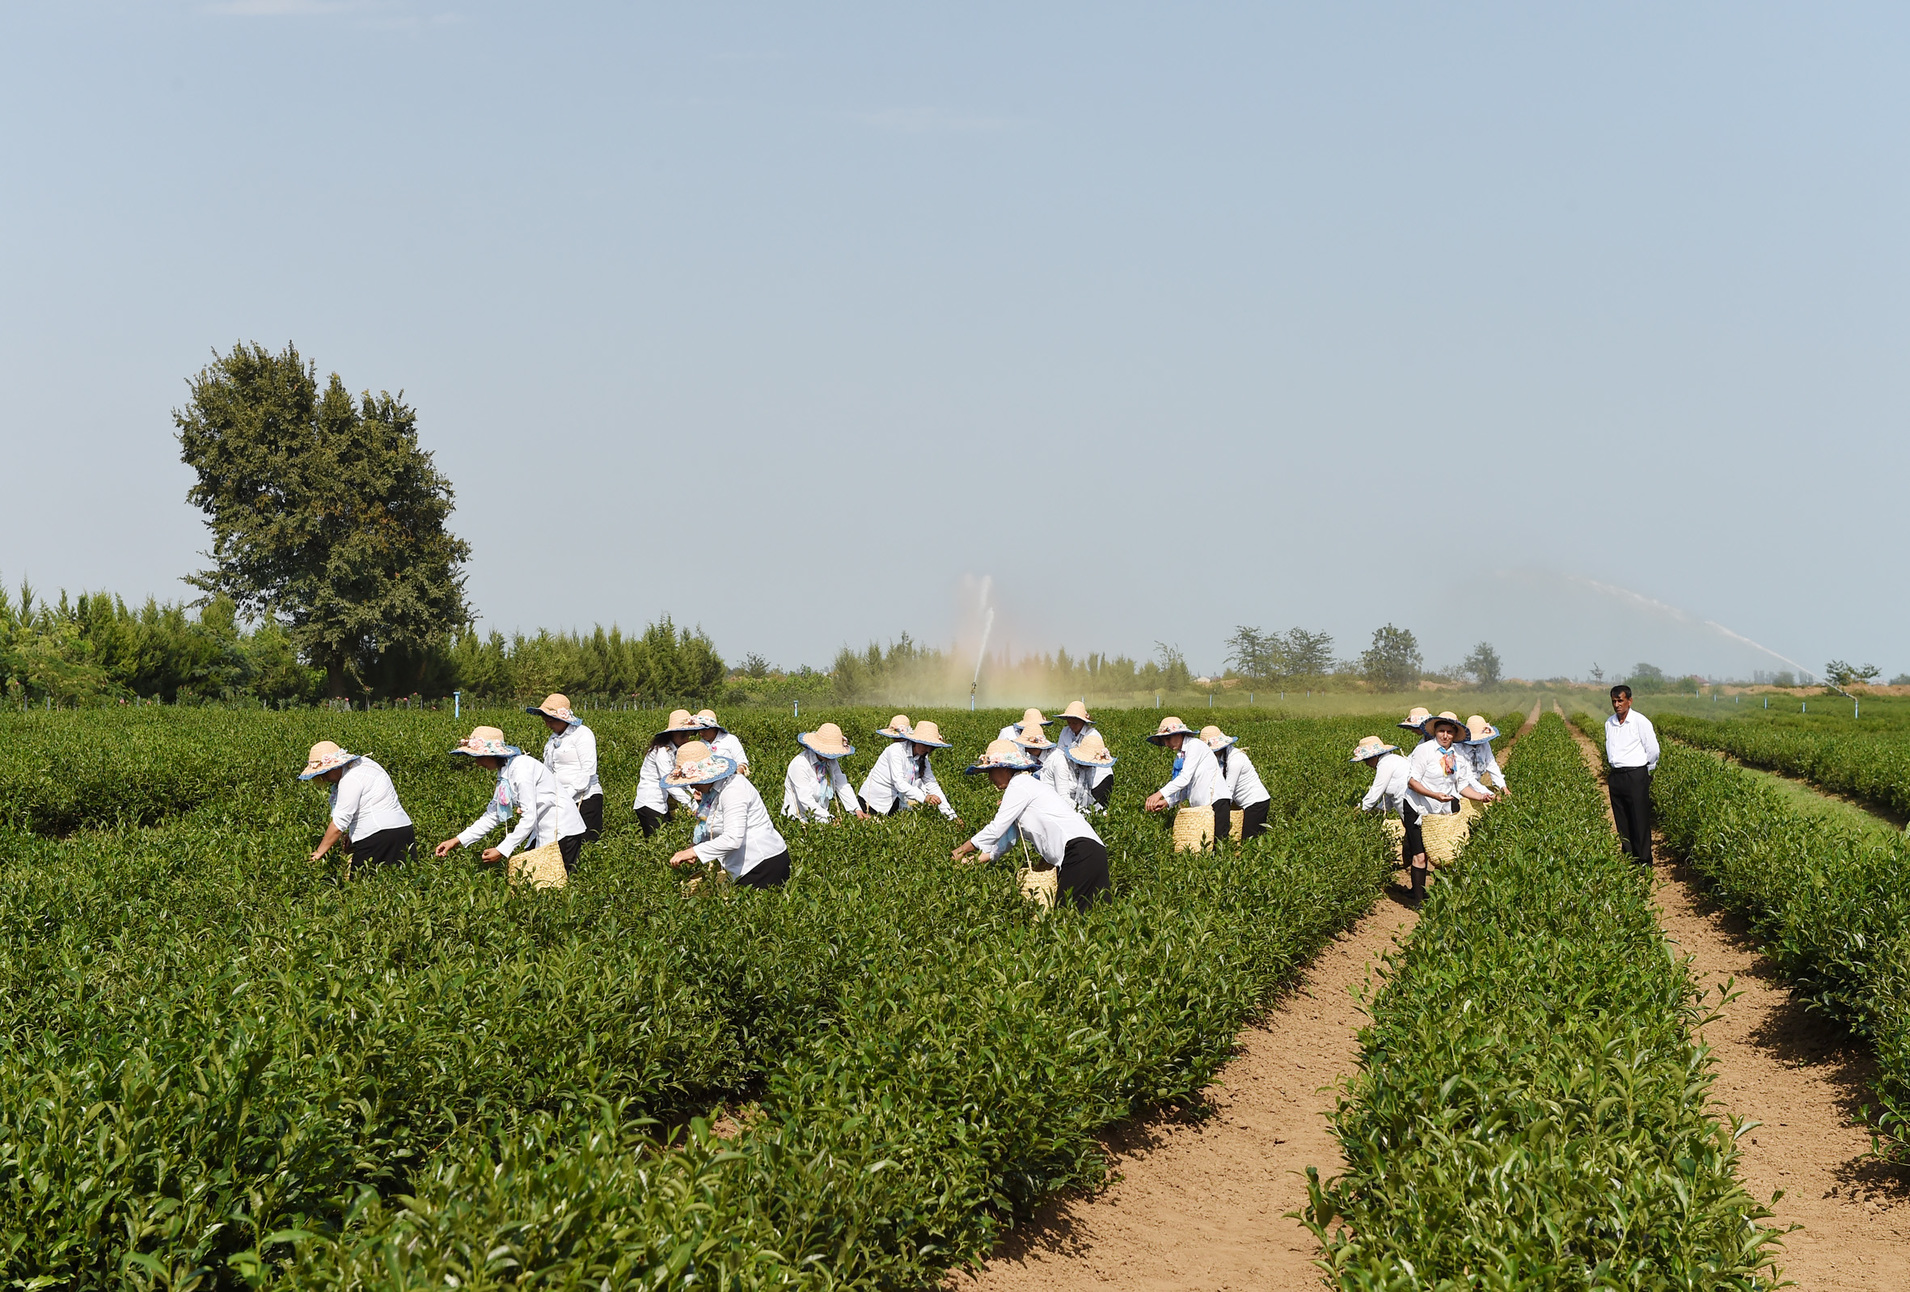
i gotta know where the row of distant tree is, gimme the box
[1223,624,1505,690]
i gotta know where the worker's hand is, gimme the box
[950,840,977,863]
[434,838,461,858]
[855,810,869,819]
[925,794,942,807]
[309,847,329,863]
[668,847,698,868]
[480,848,503,863]
[949,816,962,826]
[1144,792,1168,812]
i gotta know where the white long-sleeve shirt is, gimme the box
[1604,711,1660,771]
[858,742,958,818]
[541,722,601,804]
[970,772,1103,868]
[1361,752,1411,814]
[328,757,411,842]
[692,774,789,878]
[709,731,749,774]
[1404,739,1486,817]
[1214,746,1270,810]
[781,750,862,822]
[1157,737,1224,808]
[1462,741,1507,791]
[458,754,587,857]
[1036,744,1071,801]
[1054,723,1113,789]
[634,743,694,813]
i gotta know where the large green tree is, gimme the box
[1361,623,1422,690]
[176,341,472,698]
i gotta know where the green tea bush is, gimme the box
[1647,738,1910,1159]
[1306,715,1782,1289]
[1655,713,1910,821]
[0,706,1391,1288]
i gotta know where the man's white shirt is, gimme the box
[1604,711,1660,771]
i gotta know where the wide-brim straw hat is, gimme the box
[1065,730,1117,767]
[692,708,727,733]
[664,739,737,786]
[451,726,522,759]
[877,714,913,739]
[966,738,1039,774]
[1057,700,1094,725]
[299,740,362,780]
[798,722,855,759]
[1398,706,1432,733]
[906,720,951,749]
[1146,716,1198,745]
[1464,714,1500,744]
[1199,725,1238,750]
[1350,735,1400,762]
[526,692,578,724]
[1019,707,1053,728]
[1013,722,1056,751]
[658,708,705,736]
[1421,710,1465,736]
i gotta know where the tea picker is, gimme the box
[1142,715,1227,845]
[1054,700,1114,808]
[435,725,589,885]
[300,741,415,876]
[781,722,867,823]
[859,719,960,820]
[1202,725,1271,839]
[528,693,604,841]
[667,740,793,888]
[692,709,750,778]
[952,739,1110,911]
[1401,712,1495,903]
[632,709,703,837]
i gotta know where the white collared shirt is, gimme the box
[1157,737,1223,808]
[708,731,749,775]
[634,742,694,812]
[782,749,862,822]
[858,742,958,818]
[328,757,411,842]
[1054,722,1114,788]
[1214,746,1270,809]
[1361,752,1411,814]
[1035,744,1070,800]
[1462,741,1507,791]
[458,754,588,857]
[970,772,1103,868]
[1604,711,1660,771]
[542,722,601,803]
[692,774,788,878]
[1404,739,1484,816]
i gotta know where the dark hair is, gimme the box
[1610,684,1633,701]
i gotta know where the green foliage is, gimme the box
[448,617,725,705]
[1461,639,1502,687]
[1824,659,1881,688]
[1643,733,1910,1160]
[1307,716,1782,1288]
[0,706,1391,1287]
[1359,623,1421,690]
[1225,626,1336,682]
[1654,712,1910,820]
[175,341,473,698]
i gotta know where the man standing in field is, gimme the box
[1603,684,1660,865]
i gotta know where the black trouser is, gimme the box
[1239,799,1270,839]
[350,824,414,869]
[1401,803,1424,866]
[1059,837,1110,909]
[1091,776,1113,809]
[735,849,791,889]
[577,793,604,841]
[559,831,586,872]
[1212,798,1235,843]
[635,803,671,837]
[1608,766,1653,865]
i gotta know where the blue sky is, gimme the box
[2,3,1904,680]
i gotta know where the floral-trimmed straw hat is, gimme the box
[1146,716,1199,745]
[1398,706,1432,733]
[526,693,578,724]
[451,726,523,759]
[1199,725,1238,751]
[1065,730,1117,768]
[1421,710,1465,736]
[1057,700,1094,725]
[658,708,705,736]
[965,738,1040,775]
[299,740,362,780]
[798,722,855,760]
[1013,720,1056,751]
[1464,715,1499,744]
[1017,707,1053,729]
[1349,735,1400,762]
[877,714,913,739]
[664,739,737,786]
[906,720,952,749]
[692,709,727,733]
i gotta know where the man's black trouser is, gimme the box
[1608,766,1653,865]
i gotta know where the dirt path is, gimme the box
[959,700,1544,1292]
[1562,712,1910,1289]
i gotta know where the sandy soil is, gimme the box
[1563,711,1910,1289]
[957,701,1545,1292]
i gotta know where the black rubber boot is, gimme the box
[1408,864,1427,905]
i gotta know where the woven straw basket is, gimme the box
[1173,805,1245,852]
[1019,866,1058,914]
[508,841,569,890]
[1380,810,1472,865]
